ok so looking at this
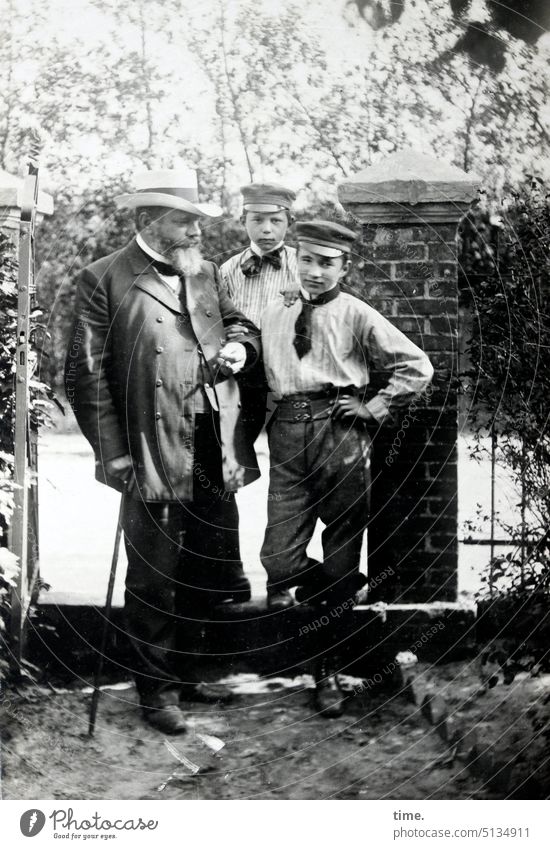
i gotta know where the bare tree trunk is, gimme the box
[138,0,155,166]
[218,1,255,182]
[290,90,350,177]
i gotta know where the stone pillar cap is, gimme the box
[338,149,480,206]
[0,168,54,215]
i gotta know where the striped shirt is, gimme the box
[261,291,434,425]
[220,245,299,328]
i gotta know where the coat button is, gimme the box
[156,379,163,387]
[156,316,164,323]
[155,412,162,419]
[156,346,163,354]
[205,309,213,317]
[204,382,210,389]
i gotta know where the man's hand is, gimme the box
[282,288,300,307]
[332,396,377,425]
[105,454,134,487]
[217,341,247,375]
[225,322,250,341]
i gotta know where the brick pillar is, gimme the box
[338,150,479,602]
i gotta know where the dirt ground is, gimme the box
[1,672,495,800]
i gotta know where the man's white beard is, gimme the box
[170,245,203,276]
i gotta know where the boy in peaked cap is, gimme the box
[260,220,434,718]
[220,182,300,442]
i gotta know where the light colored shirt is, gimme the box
[261,291,434,425]
[220,244,299,328]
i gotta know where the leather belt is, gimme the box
[276,386,360,423]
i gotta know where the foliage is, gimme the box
[0,231,55,673]
[347,0,550,69]
[462,178,550,616]
[0,0,547,391]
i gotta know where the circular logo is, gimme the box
[20,810,46,837]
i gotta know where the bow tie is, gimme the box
[241,247,282,278]
[137,246,179,277]
[293,286,340,359]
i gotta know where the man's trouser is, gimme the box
[260,397,372,606]
[122,414,242,704]
[239,379,269,445]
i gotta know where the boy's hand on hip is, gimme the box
[333,396,377,425]
[217,341,247,375]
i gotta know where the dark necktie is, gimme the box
[147,256,178,277]
[293,286,340,359]
[241,247,282,278]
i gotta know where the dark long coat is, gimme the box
[65,238,261,501]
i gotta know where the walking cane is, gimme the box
[88,482,127,737]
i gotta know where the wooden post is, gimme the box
[0,168,53,663]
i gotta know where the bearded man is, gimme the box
[65,169,260,734]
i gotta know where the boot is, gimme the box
[266,588,295,610]
[180,681,233,704]
[142,693,188,735]
[313,656,345,718]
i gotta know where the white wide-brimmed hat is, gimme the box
[115,168,222,218]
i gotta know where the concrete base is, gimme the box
[28,600,475,683]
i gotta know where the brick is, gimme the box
[397,297,458,316]
[395,261,435,278]
[365,281,425,299]
[428,316,458,333]
[405,516,459,535]
[392,317,423,334]
[371,225,414,244]
[411,226,435,241]
[423,336,459,352]
[426,427,459,444]
[362,261,394,279]
[427,279,457,298]
[430,534,459,549]
[362,224,378,243]
[369,298,396,315]
[422,445,457,463]
[375,243,427,261]
[428,224,458,241]
[428,242,458,261]
[424,351,454,370]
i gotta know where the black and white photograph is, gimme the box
[0,0,549,832]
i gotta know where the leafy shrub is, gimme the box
[0,230,54,674]
[461,178,550,627]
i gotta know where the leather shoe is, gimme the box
[313,658,345,718]
[142,703,188,734]
[215,577,251,604]
[266,589,295,611]
[180,682,233,704]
